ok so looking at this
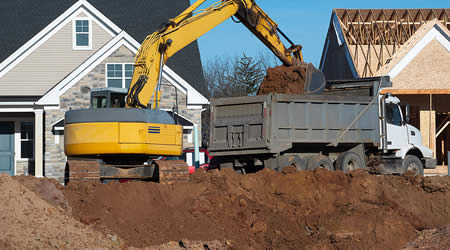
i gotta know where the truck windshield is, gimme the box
[386,103,403,126]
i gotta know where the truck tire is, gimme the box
[307,155,334,171]
[402,155,424,176]
[278,155,306,172]
[335,152,363,173]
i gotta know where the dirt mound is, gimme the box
[143,239,233,249]
[14,175,69,210]
[0,174,121,249]
[63,169,450,249]
[258,63,310,95]
[404,224,450,249]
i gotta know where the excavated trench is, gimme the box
[1,169,450,249]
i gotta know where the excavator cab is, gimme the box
[90,88,127,109]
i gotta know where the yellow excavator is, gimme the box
[64,0,305,183]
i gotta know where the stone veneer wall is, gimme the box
[16,160,34,176]
[44,45,202,183]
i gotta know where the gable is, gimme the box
[375,20,450,94]
[37,32,208,106]
[0,11,112,96]
[389,39,450,90]
[325,9,450,79]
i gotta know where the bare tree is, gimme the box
[202,52,278,146]
[204,52,277,98]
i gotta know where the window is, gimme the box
[73,18,91,49]
[111,93,126,108]
[92,96,107,108]
[106,63,134,88]
[386,103,403,126]
[20,121,34,159]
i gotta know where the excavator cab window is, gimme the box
[92,96,107,109]
[111,93,126,108]
[91,88,128,109]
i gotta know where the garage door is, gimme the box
[0,122,14,176]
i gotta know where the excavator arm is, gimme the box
[126,0,304,109]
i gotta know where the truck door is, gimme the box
[385,103,409,150]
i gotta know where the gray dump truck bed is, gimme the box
[209,77,391,156]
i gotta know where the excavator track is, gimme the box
[67,159,101,182]
[67,159,189,184]
[155,160,190,184]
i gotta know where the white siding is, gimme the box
[0,19,112,96]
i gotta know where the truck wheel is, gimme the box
[403,155,424,176]
[278,155,306,172]
[307,155,334,171]
[335,152,363,173]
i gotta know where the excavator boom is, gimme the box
[127,0,304,109]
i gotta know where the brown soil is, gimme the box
[403,224,450,249]
[258,63,311,95]
[4,169,450,249]
[62,169,450,249]
[143,239,233,249]
[0,174,122,249]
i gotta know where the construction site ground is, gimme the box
[0,168,449,249]
[424,165,449,176]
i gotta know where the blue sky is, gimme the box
[191,0,448,67]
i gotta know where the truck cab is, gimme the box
[383,94,436,173]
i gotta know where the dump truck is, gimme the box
[208,76,436,175]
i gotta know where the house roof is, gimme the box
[331,8,450,78]
[0,0,207,96]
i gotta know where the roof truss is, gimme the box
[334,9,449,77]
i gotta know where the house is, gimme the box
[319,9,450,168]
[0,0,209,182]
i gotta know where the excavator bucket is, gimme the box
[303,63,326,94]
[258,63,326,95]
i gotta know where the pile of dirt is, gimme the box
[3,169,450,249]
[0,174,121,249]
[144,239,232,249]
[404,224,450,249]
[61,169,450,249]
[258,63,310,95]
[14,175,69,210]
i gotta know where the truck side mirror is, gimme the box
[405,104,411,124]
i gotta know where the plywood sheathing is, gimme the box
[335,8,450,78]
[390,39,450,89]
[376,20,450,76]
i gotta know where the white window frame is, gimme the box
[72,17,92,50]
[105,63,134,88]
